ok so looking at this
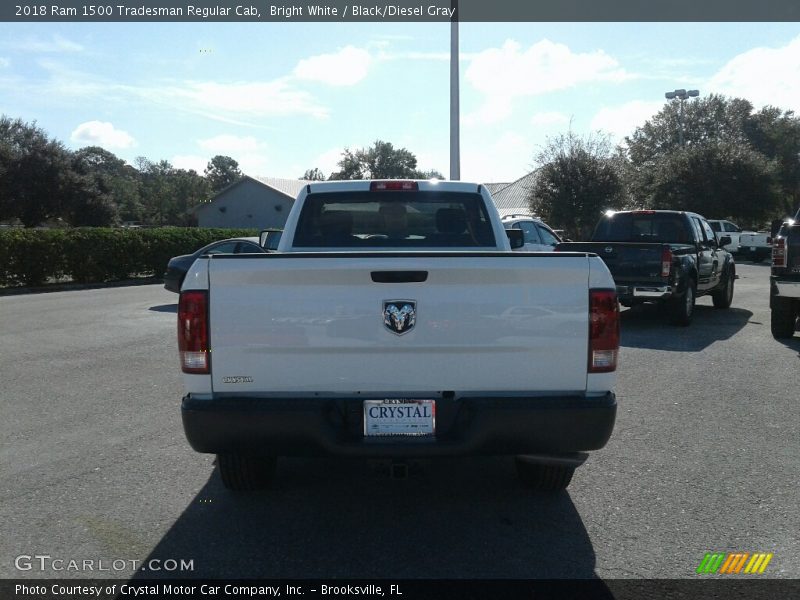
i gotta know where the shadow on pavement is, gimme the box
[133,457,605,580]
[149,304,178,314]
[620,305,753,351]
[774,334,800,359]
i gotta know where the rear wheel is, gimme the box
[712,270,734,309]
[217,454,277,491]
[515,457,575,492]
[770,298,798,339]
[669,277,695,326]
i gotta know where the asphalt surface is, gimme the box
[1,262,798,580]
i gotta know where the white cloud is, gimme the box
[172,155,209,173]
[465,39,632,125]
[139,79,329,120]
[0,58,9,68]
[708,35,800,111]
[197,134,261,154]
[530,111,570,127]
[13,34,83,53]
[590,100,663,141]
[462,132,534,183]
[312,145,356,177]
[293,46,372,86]
[194,135,271,175]
[70,121,135,149]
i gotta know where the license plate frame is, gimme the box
[363,399,436,437]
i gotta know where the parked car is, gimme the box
[556,210,735,326]
[163,237,265,293]
[707,219,743,253]
[501,214,563,251]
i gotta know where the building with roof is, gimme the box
[195,171,540,230]
[485,170,539,218]
[195,176,310,229]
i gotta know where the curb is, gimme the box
[0,277,164,297]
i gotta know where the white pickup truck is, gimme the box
[178,180,619,492]
[738,231,772,262]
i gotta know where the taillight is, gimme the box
[589,290,619,373]
[178,290,209,374]
[661,246,673,277]
[370,180,418,191]
[772,238,785,267]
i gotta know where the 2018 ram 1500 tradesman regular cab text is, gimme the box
[178,180,619,492]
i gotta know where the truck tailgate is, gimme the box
[557,242,671,284]
[206,253,591,394]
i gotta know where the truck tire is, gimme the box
[669,277,695,326]
[770,298,798,339]
[515,458,575,492]
[712,270,734,309]
[750,251,765,263]
[217,454,277,491]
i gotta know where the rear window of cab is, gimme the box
[292,191,496,248]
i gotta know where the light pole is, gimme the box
[449,0,460,180]
[664,88,699,147]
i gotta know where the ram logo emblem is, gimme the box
[383,301,416,335]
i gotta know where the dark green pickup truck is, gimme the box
[556,210,736,326]
[770,209,800,339]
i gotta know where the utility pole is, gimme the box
[449,0,460,180]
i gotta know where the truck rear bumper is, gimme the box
[616,284,672,300]
[772,278,800,299]
[181,392,616,458]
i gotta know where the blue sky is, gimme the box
[1,21,799,183]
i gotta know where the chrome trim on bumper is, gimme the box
[617,285,672,298]
[775,280,800,298]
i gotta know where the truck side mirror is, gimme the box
[506,229,524,249]
[718,235,732,248]
[260,230,282,251]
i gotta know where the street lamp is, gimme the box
[664,88,699,147]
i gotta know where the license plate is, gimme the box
[363,399,435,437]
[750,246,756,251]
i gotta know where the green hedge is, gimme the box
[0,227,258,287]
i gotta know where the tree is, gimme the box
[301,168,326,181]
[530,131,623,240]
[644,141,778,225]
[135,157,210,226]
[204,155,242,192]
[328,148,365,180]
[623,95,791,223]
[744,106,800,216]
[327,140,441,180]
[0,116,75,226]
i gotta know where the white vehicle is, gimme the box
[178,180,619,492]
[739,231,772,262]
[501,214,564,251]
[707,219,744,253]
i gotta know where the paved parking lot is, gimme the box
[1,262,798,579]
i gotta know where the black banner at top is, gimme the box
[2,0,800,22]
